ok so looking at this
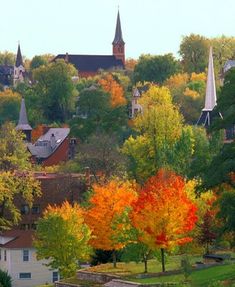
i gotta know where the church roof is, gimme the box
[112,10,125,45]
[16,98,32,131]
[203,47,217,111]
[15,44,23,67]
[54,54,124,72]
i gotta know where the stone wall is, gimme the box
[77,270,120,283]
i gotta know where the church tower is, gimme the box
[16,97,32,142]
[197,47,221,126]
[14,43,25,86]
[112,10,125,65]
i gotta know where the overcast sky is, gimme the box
[1,0,235,59]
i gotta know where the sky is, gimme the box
[1,0,235,60]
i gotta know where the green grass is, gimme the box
[129,264,235,286]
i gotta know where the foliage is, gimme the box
[123,86,189,182]
[71,84,128,140]
[179,34,210,73]
[0,269,12,287]
[85,179,137,251]
[133,53,180,84]
[34,201,91,278]
[99,73,127,107]
[130,169,197,271]
[217,189,235,235]
[30,55,48,70]
[33,59,78,122]
[0,122,41,230]
[0,89,21,125]
[73,132,127,181]
[0,51,15,65]
[165,72,206,124]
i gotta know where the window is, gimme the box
[19,273,31,279]
[21,204,30,215]
[4,250,7,261]
[52,272,59,282]
[31,223,37,230]
[20,224,30,230]
[23,250,29,262]
[31,205,40,214]
[0,249,1,261]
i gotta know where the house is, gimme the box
[27,128,71,166]
[16,97,76,166]
[54,10,125,77]
[0,230,60,287]
[130,84,150,118]
[0,44,25,87]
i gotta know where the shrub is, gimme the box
[0,270,12,287]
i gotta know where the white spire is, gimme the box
[203,47,217,111]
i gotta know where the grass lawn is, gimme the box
[129,264,235,286]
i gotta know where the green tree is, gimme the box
[0,122,41,230]
[179,34,210,73]
[34,201,91,278]
[122,86,186,182]
[33,59,78,122]
[70,85,128,140]
[133,53,180,84]
[30,55,48,70]
[0,51,15,65]
[0,89,21,125]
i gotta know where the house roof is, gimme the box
[16,98,32,131]
[224,60,235,73]
[0,230,34,249]
[112,10,125,45]
[28,128,70,159]
[54,54,124,73]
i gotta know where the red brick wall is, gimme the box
[113,44,125,65]
[43,138,69,167]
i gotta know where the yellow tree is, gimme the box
[85,179,137,267]
[34,201,91,278]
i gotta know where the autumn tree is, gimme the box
[0,122,41,230]
[85,179,137,267]
[99,73,127,107]
[179,34,210,73]
[130,169,197,272]
[0,51,15,65]
[133,54,180,84]
[30,55,48,70]
[34,201,91,278]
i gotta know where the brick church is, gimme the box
[54,10,125,77]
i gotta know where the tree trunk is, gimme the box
[144,258,148,273]
[161,248,166,272]
[113,250,117,268]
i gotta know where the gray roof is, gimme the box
[28,128,70,159]
[224,60,235,73]
[112,11,125,45]
[16,98,32,131]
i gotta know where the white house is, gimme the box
[0,230,59,287]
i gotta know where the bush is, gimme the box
[0,270,12,287]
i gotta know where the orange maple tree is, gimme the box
[130,169,197,271]
[99,74,126,107]
[85,179,137,261]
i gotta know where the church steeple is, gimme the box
[197,47,220,126]
[15,43,23,67]
[16,97,32,142]
[112,10,125,65]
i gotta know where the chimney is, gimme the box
[50,133,56,149]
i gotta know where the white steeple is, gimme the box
[203,47,217,111]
